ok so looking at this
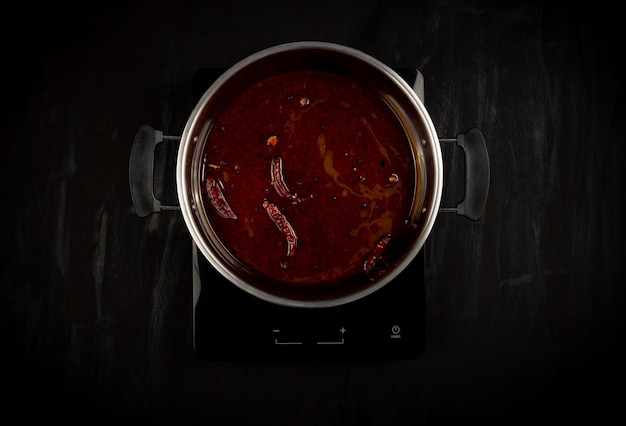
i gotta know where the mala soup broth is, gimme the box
[201,70,418,287]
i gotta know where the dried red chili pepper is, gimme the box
[270,156,304,203]
[206,176,238,219]
[363,233,392,274]
[263,200,298,257]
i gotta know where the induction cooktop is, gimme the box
[191,67,425,361]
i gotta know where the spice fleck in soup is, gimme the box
[201,70,417,285]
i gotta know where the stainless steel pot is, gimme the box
[130,41,489,308]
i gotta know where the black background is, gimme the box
[3,0,624,424]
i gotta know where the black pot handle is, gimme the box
[129,125,181,217]
[439,128,490,221]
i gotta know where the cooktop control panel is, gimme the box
[192,246,424,360]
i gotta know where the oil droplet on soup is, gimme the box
[201,70,416,285]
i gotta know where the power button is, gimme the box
[391,325,401,335]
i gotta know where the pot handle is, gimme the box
[439,128,490,221]
[129,125,181,217]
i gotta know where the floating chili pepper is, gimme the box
[363,233,392,274]
[263,200,298,257]
[206,176,238,219]
[270,156,304,203]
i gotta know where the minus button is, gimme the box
[273,328,302,345]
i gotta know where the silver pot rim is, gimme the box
[176,41,442,308]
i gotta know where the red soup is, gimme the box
[201,70,417,286]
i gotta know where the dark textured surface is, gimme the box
[3,1,624,424]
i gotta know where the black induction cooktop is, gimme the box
[191,67,425,361]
